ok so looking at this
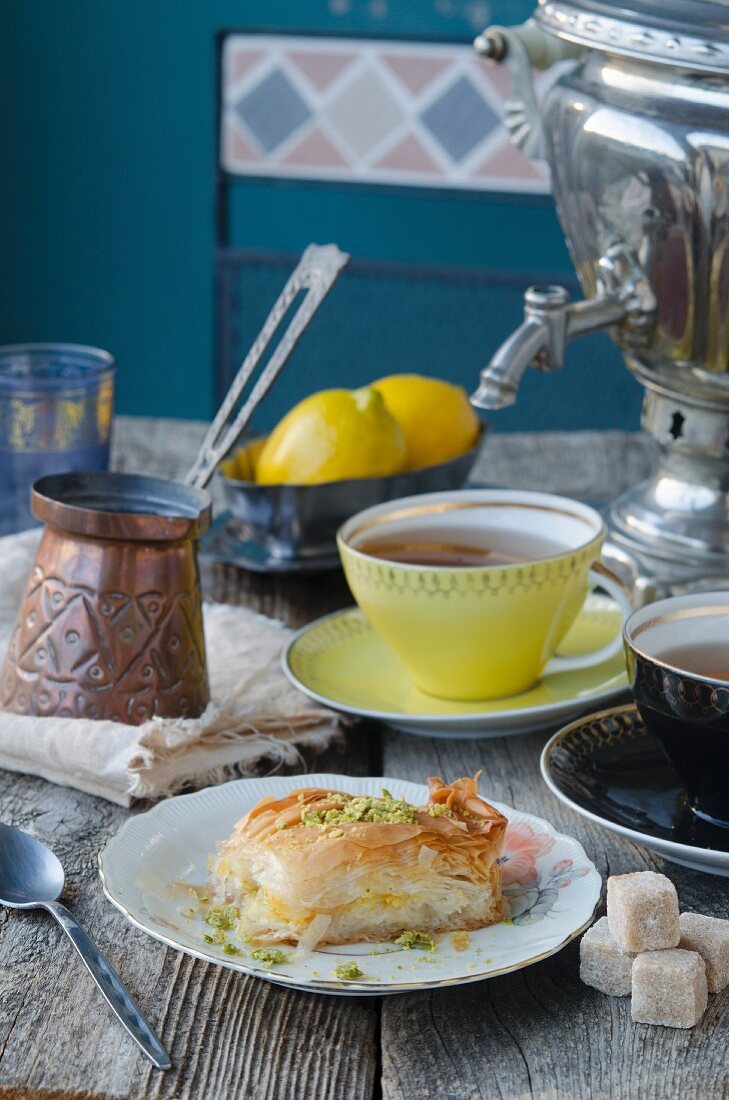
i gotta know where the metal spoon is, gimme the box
[0,822,171,1069]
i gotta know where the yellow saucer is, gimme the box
[283,595,629,739]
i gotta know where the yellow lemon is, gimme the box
[256,387,407,485]
[220,436,267,482]
[373,373,481,470]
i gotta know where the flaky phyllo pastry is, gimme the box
[207,776,507,949]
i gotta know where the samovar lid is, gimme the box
[536,0,729,73]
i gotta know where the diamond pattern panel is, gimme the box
[420,75,499,163]
[234,69,311,153]
[325,69,404,157]
[221,35,550,193]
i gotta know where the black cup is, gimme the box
[624,592,729,830]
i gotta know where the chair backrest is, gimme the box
[218,32,550,198]
[216,248,584,431]
[214,31,635,431]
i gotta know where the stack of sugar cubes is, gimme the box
[580,871,729,1028]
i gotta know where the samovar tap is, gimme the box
[471,245,656,409]
[471,283,626,409]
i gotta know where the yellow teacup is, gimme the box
[337,489,631,701]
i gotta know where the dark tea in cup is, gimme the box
[624,592,729,829]
[356,527,564,568]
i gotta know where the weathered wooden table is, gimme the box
[1,419,727,1100]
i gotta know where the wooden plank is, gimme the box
[111,417,656,506]
[0,538,378,1099]
[203,558,354,630]
[0,420,685,1099]
[375,421,727,1098]
[468,428,655,502]
[0,731,378,1100]
[380,730,729,1100]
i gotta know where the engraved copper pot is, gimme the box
[1,472,211,725]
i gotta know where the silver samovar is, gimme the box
[472,0,729,599]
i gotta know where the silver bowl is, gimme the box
[220,430,484,561]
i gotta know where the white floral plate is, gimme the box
[99,775,601,996]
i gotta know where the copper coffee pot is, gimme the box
[1,474,212,724]
[0,245,348,725]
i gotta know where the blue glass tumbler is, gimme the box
[0,344,116,534]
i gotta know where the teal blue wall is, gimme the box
[0,2,641,429]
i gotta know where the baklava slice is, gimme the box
[208,775,507,949]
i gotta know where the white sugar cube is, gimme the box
[679,912,729,994]
[631,949,708,1028]
[607,872,680,953]
[579,917,635,996]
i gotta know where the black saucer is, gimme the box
[541,704,729,875]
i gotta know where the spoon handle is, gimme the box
[44,900,171,1069]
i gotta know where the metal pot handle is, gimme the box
[185,243,349,490]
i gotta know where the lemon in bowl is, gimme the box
[218,377,484,565]
[256,386,406,485]
[373,374,481,471]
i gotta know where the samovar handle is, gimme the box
[474,20,581,161]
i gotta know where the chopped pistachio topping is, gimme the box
[204,904,239,931]
[203,927,228,946]
[301,790,415,828]
[333,961,364,981]
[222,943,244,956]
[428,804,450,817]
[395,930,436,952]
[201,912,232,947]
[251,947,289,967]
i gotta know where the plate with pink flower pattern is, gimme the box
[99,774,601,995]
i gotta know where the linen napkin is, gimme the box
[0,529,340,806]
